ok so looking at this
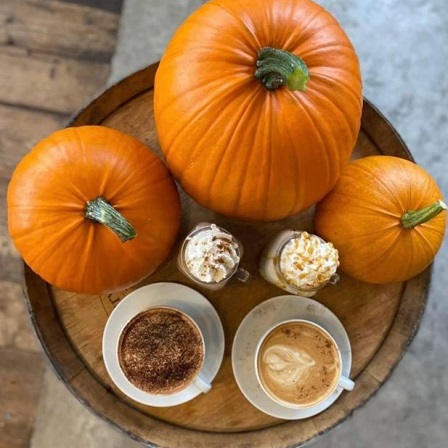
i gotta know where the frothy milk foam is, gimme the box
[257,321,341,407]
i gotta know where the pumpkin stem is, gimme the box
[255,47,310,91]
[84,196,137,242]
[401,200,447,229]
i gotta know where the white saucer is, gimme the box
[102,282,225,407]
[231,295,352,420]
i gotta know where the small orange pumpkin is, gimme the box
[314,156,446,284]
[7,126,181,294]
[154,0,362,221]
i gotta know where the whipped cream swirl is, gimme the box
[280,232,339,289]
[185,224,240,283]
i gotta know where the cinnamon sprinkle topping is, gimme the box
[118,308,204,395]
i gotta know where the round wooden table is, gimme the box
[24,63,430,447]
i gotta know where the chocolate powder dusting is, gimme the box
[118,308,204,395]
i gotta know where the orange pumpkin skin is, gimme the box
[7,126,181,294]
[314,156,446,284]
[154,0,362,221]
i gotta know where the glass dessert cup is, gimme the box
[177,222,250,291]
[259,230,339,297]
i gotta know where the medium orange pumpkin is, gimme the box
[154,0,362,221]
[314,156,446,284]
[7,126,181,294]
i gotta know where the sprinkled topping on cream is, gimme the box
[279,232,339,289]
[185,224,240,283]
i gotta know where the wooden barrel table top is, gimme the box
[24,63,430,447]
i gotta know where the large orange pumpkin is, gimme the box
[314,156,446,284]
[8,126,181,294]
[154,0,362,221]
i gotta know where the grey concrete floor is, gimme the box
[31,1,448,447]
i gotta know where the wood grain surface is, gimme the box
[23,63,430,447]
[0,1,123,447]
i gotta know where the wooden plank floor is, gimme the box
[0,1,123,447]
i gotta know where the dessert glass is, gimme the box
[259,230,339,297]
[177,222,250,290]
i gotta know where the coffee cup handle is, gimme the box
[235,267,250,282]
[338,375,355,391]
[193,374,212,394]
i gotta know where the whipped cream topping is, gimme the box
[185,224,240,283]
[279,232,339,289]
[262,344,315,386]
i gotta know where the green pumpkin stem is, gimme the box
[401,200,447,229]
[84,196,137,242]
[255,47,310,91]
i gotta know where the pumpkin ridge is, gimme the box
[264,92,275,218]
[96,129,127,199]
[176,83,259,196]
[163,80,251,175]
[163,43,254,65]
[311,95,352,178]
[163,0,259,57]
[207,85,266,212]
[285,88,333,204]
[381,230,423,282]
[156,80,229,160]
[281,97,305,216]
[300,41,357,59]
[68,126,114,201]
[343,223,401,241]
[104,155,166,203]
[22,217,85,274]
[76,224,107,293]
[309,67,362,111]
[211,0,262,51]
[12,209,83,251]
[410,226,438,262]
[305,76,361,149]
[258,88,279,218]
[327,189,402,219]
[37,132,90,204]
[350,229,403,279]
[399,161,440,211]
[353,161,405,212]
[92,130,162,204]
[281,2,327,51]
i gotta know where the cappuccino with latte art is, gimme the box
[256,320,347,408]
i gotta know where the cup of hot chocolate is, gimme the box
[177,222,249,290]
[118,306,211,396]
[255,319,354,409]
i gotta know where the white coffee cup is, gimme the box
[254,319,354,409]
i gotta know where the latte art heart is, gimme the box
[262,344,316,386]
